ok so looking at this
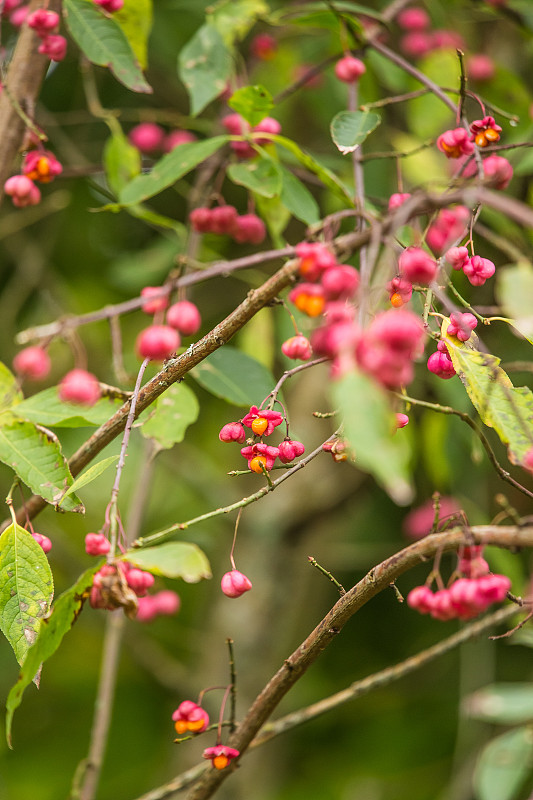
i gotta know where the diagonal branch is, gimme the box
[183,525,533,799]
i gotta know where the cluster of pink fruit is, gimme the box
[190,204,266,245]
[396,6,465,60]
[407,546,511,621]
[219,403,305,475]
[128,122,197,155]
[222,113,281,159]
[288,241,425,390]
[87,550,179,622]
[27,8,66,61]
[5,148,62,208]
[12,289,202,407]
[436,118,513,190]
[136,293,202,361]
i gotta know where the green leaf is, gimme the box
[115,0,153,70]
[330,110,381,155]
[466,684,533,725]
[496,262,533,341]
[444,321,533,468]
[331,369,413,505]
[119,136,229,206]
[278,164,320,225]
[270,134,354,203]
[6,564,99,747]
[0,524,53,666]
[474,726,533,800]
[13,388,122,428]
[0,421,83,512]
[178,24,233,116]
[227,155,282,198]
[208,0,269,45]
[191,346,276,407]
[141,382,199,449]
[58,455,119,504]
[228,85,274,127]
[122,543,211,582]
[255,193,290,243]
[63,0,152,94]
[270,2,379,25]
[104,127,142,195]
[0,362,22,414]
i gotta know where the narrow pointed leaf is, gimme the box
[58,455,119,504]
[178,24,232,116]
[123,543,211,582]
[63,0,152,94]
[119,136,229,206]
[6,564,99,747]
[141,382,199,449]
[191,346,276,407]
[330,110,381,154]
[0,524,53,665]
[331,369,413,504]
[0,421,83,512]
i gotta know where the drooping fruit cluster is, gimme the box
[89,561,155,617]
[397,6,464,60]
[407,546,511,621]
[408,574,510,621]
[27,7,67,61]
[189,204,266,245]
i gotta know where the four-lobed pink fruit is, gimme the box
[13,346,51,380]
[136,324,180,360]
[221,569,252,598]
[335,56,366,83]
[58,369,101,406]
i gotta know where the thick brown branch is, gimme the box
[184,525,533,799]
